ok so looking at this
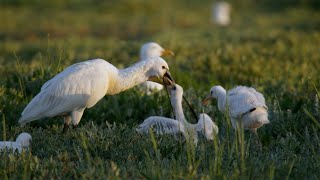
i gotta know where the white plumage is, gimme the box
[137,84,218,145]
[19,57,175,131]
[0,132,32,153]
[140,42,174,61]
[212,1,231,26]
[139,42,174,94]
[202,85,269,133]
[136,116,186,136]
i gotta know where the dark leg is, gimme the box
[73,124,78,129]
[252,128,262,151]
[62,116,72,133]
[63,123,69,133]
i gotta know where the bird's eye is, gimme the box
[162,66,166,69]
[173,86,176,90]
[211,91,213,95]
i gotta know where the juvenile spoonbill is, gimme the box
[202,85,269,145]
[19,57,175,132]
[140,42,174,94]
[0,132,32,153]
[137,84,218,145]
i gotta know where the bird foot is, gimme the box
[73,124,78,129]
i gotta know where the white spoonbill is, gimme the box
[140,42,174,94]
[19,57,175,132]
[0,132,32,153]
[202,85,269,143]
[137,84,218,145]
[140,42,174,60]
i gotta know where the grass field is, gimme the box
[1,0,320,179]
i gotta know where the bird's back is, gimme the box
[19,59,114,124]
[136,116,185,135]
[227,86,267,118]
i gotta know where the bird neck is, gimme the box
[217,90,227,112]
[108,61,151,95]
[172,97,188,124]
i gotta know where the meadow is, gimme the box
[0,0,320,179]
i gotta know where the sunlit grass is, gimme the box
[0,0,320,178]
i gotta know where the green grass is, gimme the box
[0,0,320,179]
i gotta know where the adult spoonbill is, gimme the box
[202,85,269,145]
[137,84,218,145]
[0,132,32,153]
[140,42,174,60]
[139,42,174,94]
[19,57,175,132]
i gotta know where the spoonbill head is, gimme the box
[140,42,174,60]
[202,86,226,104]
[15,132,32,147]
[146,57,175,86]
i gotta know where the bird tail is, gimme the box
[18,117,27,127]
[18,115,38,126]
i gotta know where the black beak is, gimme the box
[163,71,175,86]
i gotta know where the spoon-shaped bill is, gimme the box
[163,71,175,86]
[202,95,213,105]
[161,49,175,56]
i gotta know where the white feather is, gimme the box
[136,116,185,136]
[0,132,32,153]
[207,85,269,130]
[228,86,266,119]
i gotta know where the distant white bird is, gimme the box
[140,42,174,94]
[202,85,269,143]
[212,1,231,26]
[19,57,175,132]
[0,132,32,153]
[137,84,218,145]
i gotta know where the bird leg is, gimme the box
[251,128,262,151]
[71,108,85,130]
[62,115,72,133]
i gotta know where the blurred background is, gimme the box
[0,0,319,126]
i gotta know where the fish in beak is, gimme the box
[202,95,213,105]
[161,49,175,57]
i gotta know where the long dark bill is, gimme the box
[163,71,175,86]
[183,95,198,123]
[163,78,176,119]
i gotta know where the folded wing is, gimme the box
[136,116,185,135]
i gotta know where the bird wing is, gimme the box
[19,59,113,124]
[197,113,219,138]
[136,116,185,135]
[227,86,266,118]
[0,141,22,153]
[246,87,267,109]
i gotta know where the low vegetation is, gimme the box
[0,0,319,178]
